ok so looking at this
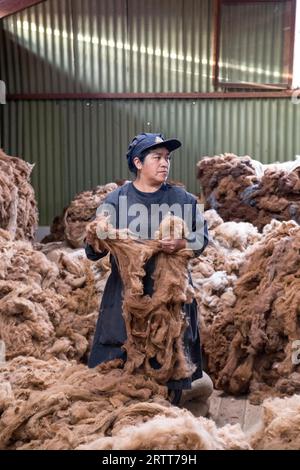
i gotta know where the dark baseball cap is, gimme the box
[126,133,181,171]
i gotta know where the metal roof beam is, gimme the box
[0,1,45,19]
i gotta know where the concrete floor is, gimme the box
[209,391,263,431]
[185,390,263,432]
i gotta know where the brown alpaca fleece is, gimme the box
[0,356,169,450]
[0,234,104,361]
[43,183,118,246]
[0,356,250,451]
[6,212,300,450]
[197,153,300,230]
[0,149,38,241]
[190,210,261,347]
[204,220,300,403]
[86,213,196,383]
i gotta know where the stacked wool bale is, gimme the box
[0,229,103,361]
[43,183,118,247]
[0,150,38,241]
[190,209,261,344]
[197,153,300,230]
[204,219,300,403]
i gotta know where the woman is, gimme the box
[85,133,209,404]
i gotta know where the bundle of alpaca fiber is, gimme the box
[0,355,251,450]
[0,150,38,241]
[78,410,250,450]
[43,183,118,247]
[86,213,195,383]
[0,356,168,450]
[0,231,102,361]
[251,394,300,450]
[197,153,300,230]
[204,219,300,403]
[190,210,261,343]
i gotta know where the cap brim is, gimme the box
[148,138,182,153]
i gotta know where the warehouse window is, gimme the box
[214,0,297,90]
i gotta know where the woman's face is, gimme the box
[135,146,171,185]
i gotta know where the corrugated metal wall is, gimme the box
[219,1,287,84]
[1,0,300,225]
[1,0,213,93]
[2,98,300,224]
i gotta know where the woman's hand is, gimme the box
[85,220,105,253]
[85,230,95,246]
[159,238,186,254]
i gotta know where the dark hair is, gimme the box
[129,148,152,175]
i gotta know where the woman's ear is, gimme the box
[133,156,143,171]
